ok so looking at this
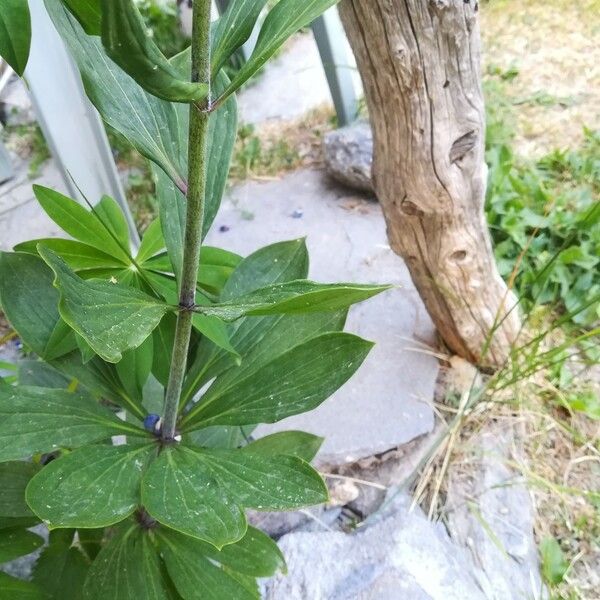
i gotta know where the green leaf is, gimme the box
[0,0,31,76]
[540,537,569,586]
[18,360,71,390]
[39,247,169,363]
[44,319,79,362]
[0,385,146,462]
[157,529,259,600]
[194,447,328,510]
[212,0,268,76]
[33,186,131,264]
[183,239,313,399]
[62,0,102,35]
[153,67,237,281]
[143,246,241,296]
[82,525,169,600]
[182,332,373,429]
[152,166,186,285]
[101,0,207,103]
[195,525,285,577]
[33,531,89,600]
[194,280,390,321]
[142,446,246,547]
[92,196,132,255]
[247,431,323,462]
[0,572,46,599]
[14,238,125,272]
[45,1,187,190]
[151,314,177,387]
[136,219,165,264]
[221,0,338,100]
[116,336,154,404]
[0,461,39,517]
[0,529,44,563]
[0,516,40,531]
[0,252,61,358]
[26,445,155,529]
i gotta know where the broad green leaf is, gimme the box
[44,319,79,362]
[62,0,102,35]
[183,239,312,400]
[45,1,187,189]
[76,334,96,364]
[151,313,176,387]
[51,352,146,419]
[194,280,390,321]
[247,431,323,462]
[183,332,372,429]
[223,238,309,298]
[211,0,268,76]
[33,543,89,600]
[152,166,186,285]
[0,461,39,517]
[155,56,237,275]
[142,445,246,547]
[0,529,44,563]
[136,219,165,264]
[0,0,31,75]
[101,0,207,103]
[0,572,46,599]
[0,252,60,357]
[26,444,155,529]
[18,360,71,389]
[116,336,154,404]
[92,196,132,254]
[14,238,125,272]
[39,247,170,363]
[0,385,146,462]
[143,246,241,295]
[82,525,169,600]
[33,186,131,264]
[158,529,259,600]
[221,0,338,100]
[540,537,569,586]
[189,525,285,577]
[195,447,328,510]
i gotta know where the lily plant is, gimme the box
[0,0,388,597]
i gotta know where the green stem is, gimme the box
[161,0,212,441]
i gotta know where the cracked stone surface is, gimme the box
[263,494,487,600]
[205,168,438,464]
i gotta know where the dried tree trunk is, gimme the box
[338,0,520,368]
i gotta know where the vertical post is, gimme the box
[25,0,139,244]
[311,8,358,127]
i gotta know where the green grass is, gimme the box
[484,66,600,329]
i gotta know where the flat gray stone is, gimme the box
[205,169,438,464]
[324,121,375,193]
[446,421,546,600]
[238,34,333,125]
[0,158,65,251]
[263,494,487,600]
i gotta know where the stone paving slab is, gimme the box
[238,34,334,125]
[0,158,65,251]
[205,169,438,464]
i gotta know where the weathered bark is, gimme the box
[339,0,520,368]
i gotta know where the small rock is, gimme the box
[446,421,546,599]
[291,209,303,219]
[264,494,487,599]
[323,122,375,194]
[218,225,230,233]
